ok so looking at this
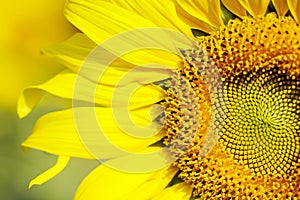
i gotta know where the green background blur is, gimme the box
[0,0,98,199]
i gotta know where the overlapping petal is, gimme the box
[152,182,193,200]
[65,0,183,69]
[174,3,213,33]
[238,0,270,18]
[221,0,247,18]
[175,0,223,29]
[22,107,164,159]
[65,0,155,44]
[18,70,73,118]
[109,0,193,36]
[288,0,300,23]
[18,69,167,118]
[42,33,96,73]
[43,33,174,84]
[125,166,178,199]
[74,148,174,200]
[272,0,289,16]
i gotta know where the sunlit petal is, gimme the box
[221,0,247,18]
[238,0,270,18]
[152,182,193,200]
[288,0,300,23]
[175,0,223,28]
[22,107,164,159]
[272,0,289,16]
[28,156,70,188]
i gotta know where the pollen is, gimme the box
[163,13,300,198]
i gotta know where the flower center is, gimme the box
[163,13,300,198]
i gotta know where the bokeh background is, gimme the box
[0,0,98,199]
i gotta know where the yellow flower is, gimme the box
[19,0,300,199]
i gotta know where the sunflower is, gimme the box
[19,0,300,199]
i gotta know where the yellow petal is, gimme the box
[238,0,270,18]
[18,70,73,118]
[80,80,167,110]
[22,109,94,159]
[43,34,173,85]
[272,0,289,16]
[112,68,171,87]
[74,149,172,200]
[42,33,96,72]
[221,0,247,18]
[28,156,70,188]
[176,0,223,28]
[42,33,138,79]
[22,107,164,159]
[18,68,167,118]
[130,104,164,127]
[174,2,213,33]
[75,165,153,200]
[152,182,193,200]
[65,0,189,69]
[288,0,300,23]
[104,44,182,71]
[109,0,193,37]
[65,0,156,44]
[44,33,171,79]
[128,84,166,110]
[125,166,178,199]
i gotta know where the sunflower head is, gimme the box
[20,0,300,199]
[163,7,300,199]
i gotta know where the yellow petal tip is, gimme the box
[17,90,33,118]
[27,156,70,189]
[21,145,30,152]
[28,181,39,189]
[17,106,31,119]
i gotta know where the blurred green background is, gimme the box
[0,0,98,199]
